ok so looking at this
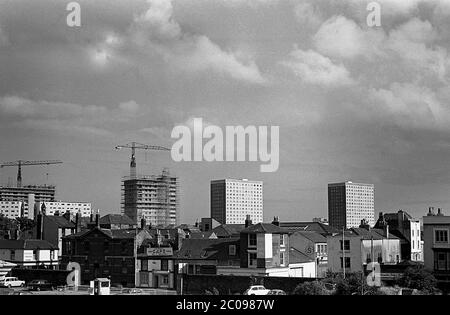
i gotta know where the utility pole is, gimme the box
[342,226,346,279]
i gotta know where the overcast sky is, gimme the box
[1,0,450,223]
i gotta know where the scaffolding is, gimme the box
[121,169,179,227]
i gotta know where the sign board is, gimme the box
[147,247,173,256]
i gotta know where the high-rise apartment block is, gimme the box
[0,200,91,220]
[328,181,374,229]
[210,179,263,225]
[122,169,178,227]
[0,185,57,220]
[0,185,56,203]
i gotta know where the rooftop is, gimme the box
[289,247,315,264]
[279,222,339,235]
[174,238,239,260]
[291,230,327,243]
[0,239,58,250]
[99,214,135,226]
[45,215,75,229]
[241,223,289,234]
[212,224,246,237]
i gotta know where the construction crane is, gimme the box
[0,160,63,188]
[115,142,170,178]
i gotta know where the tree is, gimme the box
[293,281,328,295]
[325,272,382,295]
[398,266,438,294]
[15,217,35,232]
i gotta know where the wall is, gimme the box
[179,274,315,295]
[11,268,70,286]
[289,262,316,278]
[327,235,362,273]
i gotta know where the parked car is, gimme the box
[28,280,55,291]
[0,277,25,288]
[267,289,286,295]
[122,288,143,295]
[243,285,270,295]
[9,291,34,295]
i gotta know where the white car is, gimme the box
[0,277,25,288]
[244,285,270,295]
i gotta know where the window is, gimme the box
[280,235,285,246]
[10,250,15,261]
[249,253,257,267]
[249,234,257,247]
[280,252,285,266]
[141,260,148,271]
[434,251,450,271]
[340,240,350,251]
[33,250,38,261]
[229,245,236,256]
[435,230,449,243]
[161,260,169,271]
[340,257,351,269]
[162,276,169,285]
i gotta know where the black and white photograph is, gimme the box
[0,0,450,304]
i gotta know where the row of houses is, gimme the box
[0,207,432,291]
[57,214,416,289]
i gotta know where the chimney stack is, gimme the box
[141,217,146,230]
[95,209,100,227]
[36,212,44,240]
[245,215,253,228]
[75,211,81,233]
[437,208,443,216]
[272,216,280,227]
[359,219,370,230]
[63,210,71,222]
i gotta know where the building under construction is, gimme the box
[121,169,179,228]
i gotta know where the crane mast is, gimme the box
[115,142,170,178]
[0,160,63,188]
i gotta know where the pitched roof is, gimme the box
[212,224,246,237]
[241,223,288,234]
[279,222,339,235]
[0,239,58,250]
[289,247,315,264]
[292,231,327,243]
[46,215,75,228]
[174,238,239,260]
[350,228,399,240]
[100,214,135,226]
[189,231,217,239]
[64,226,139,240]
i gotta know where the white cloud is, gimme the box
[369,82,450,130]
[281,48,354,87]
[294,2,324,29]
[130,0,266,84]
[313,15,384,59]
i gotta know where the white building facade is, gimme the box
[211,179,263,225]
[0,200,91,219]
[329,181,375,229]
